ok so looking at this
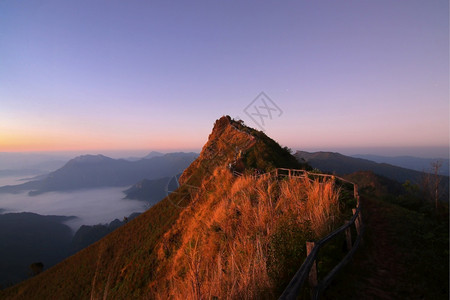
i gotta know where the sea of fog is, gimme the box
[0,175,35,187]
[0,187,148,231]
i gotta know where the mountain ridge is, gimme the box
[0,116,312,299]
[295,150,445,184]
[295,150,449,202]
[0,152,198,195]
[351,154,449,175]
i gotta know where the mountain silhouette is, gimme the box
[0,116,311,299]
[0,153,197,195]
[0,213,75,287]
[295,151,449,201]
[351,154,449,176]
[295,151,440,184]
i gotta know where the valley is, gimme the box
[1,116,447,299]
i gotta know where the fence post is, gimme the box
[345,221,352,251]
[306,242,318,288]
[352,209,360,236]
[353,184,360,208]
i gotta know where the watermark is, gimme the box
[164,93,281,209]
[164,174,200,209]
[244,92,282,131]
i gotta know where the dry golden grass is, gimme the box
[0,117,323,300]
[151,167,343,299]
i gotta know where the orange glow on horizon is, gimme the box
[0,131,204,153]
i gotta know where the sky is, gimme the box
[1,1,449,158]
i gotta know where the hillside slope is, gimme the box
[0,213,74,287]
[296,151,449,194]
[295,151,427,184]
[295,151,450,204]
[1,116,315,299]
[324,172,449,299]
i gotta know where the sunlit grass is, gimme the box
[152,167,344,299]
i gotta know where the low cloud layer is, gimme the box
[0,187,148,231]
[0,176,30,187]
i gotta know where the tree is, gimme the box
[421,160,443,210]
[431,160,443,210]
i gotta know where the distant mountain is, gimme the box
[0,152,198,195]
[0,211,142,288]
[125,151,165,161]
[294,151,445,185]
[343,171,404,198]
[70,212,141,253]
[0,213,75,287]
[0,116,310,299]
[143,151,164,159]
[124,175,180,203]
[352,154,449,176]
[0,180,41,194]
[296,150,449,204]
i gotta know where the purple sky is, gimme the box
[1,1,448,158]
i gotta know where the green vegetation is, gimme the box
[268,215,312,295]
[323,172,449,299]
[243,138,306,171]
[230,117,309,172]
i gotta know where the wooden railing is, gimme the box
[274,169,363,300]
[182,165,361,298]
[231,167,363,299]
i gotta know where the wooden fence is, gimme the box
[231,167,364,299]
[273,169,364,300]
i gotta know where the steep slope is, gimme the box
[1,116,316,299]
[180,117,307,186]
[0,152,197,195]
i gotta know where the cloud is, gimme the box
[0,187,147,231]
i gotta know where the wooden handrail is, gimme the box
[313,225,365,299]
[278,206,362,299]
[229,167,362,299]
[274,169,363,300]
